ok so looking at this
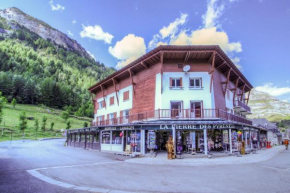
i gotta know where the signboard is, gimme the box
[86,124,235,131]
[223,130,229,144]
[174,124,235,130]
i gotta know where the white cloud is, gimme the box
[256,83,290,97]
[202,0,225,28]
[159,13,188,39]
[87,51,96,61]
[80,25,114,44]
[109,34,146,69]
[49,1,65,11]
[67,30,73,37]
[148,0,242,66]
[72,20,76,24]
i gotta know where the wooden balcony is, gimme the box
[91,109,252,127]
[234,100,251,114]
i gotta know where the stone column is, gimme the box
[203,129,208,155]
[229,129,233,154]
[250,130,253,149]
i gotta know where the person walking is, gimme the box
[284,139,289,150]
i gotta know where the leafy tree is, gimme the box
[83,122,88,128]
[11,98,17,108]
[0,92,7,125]
[41,116,47,137]
[19,111,28,138]
[34,118,39,139]
[50,122,55,131]
[61,111,69,122]
[66,120,71,130]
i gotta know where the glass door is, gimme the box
[171,101,182,118]
[190,101,202,118]
[130,130,141,153]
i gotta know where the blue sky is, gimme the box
[1,0,290,101]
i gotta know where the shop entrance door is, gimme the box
[124,130,141,153]
[171,101,182,118]
[190,101,202,118]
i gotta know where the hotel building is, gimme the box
[67,45,266,156]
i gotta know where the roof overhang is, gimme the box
[88,45,253,94]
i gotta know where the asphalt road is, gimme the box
[0,139,289,193]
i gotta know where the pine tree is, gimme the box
[34,118,39,140]
[66,120,71,130]
[41,116,47,137]
[11,98,17,108]
[19,111,27,140]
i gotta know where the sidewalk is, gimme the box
[125,145,285,166]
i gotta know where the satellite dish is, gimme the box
[183,65,190,72]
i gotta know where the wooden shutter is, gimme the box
[180,77,183,86]
[114,112,117,118]
[123,91,129,101]
[200,78,203,87]
[110,96,114,105]
[170,78,172,87]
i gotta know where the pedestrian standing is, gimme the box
[284,139,289,150]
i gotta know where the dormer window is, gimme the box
[189,78,202,89]
[170,77,183,89]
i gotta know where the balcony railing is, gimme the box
[234,100,251,112]
[92,109,252,127]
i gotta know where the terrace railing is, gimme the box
[92,109,252,127]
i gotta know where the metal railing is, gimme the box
[234,100,251,112]
[92,109,252,127]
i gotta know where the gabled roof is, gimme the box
[89,45,253,94]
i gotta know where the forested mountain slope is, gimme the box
[0,7,115,117]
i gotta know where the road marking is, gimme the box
[27,161,143,193]
[259,165,290,172]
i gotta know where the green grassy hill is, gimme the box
[0,103,90,142]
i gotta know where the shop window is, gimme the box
[109,96,114,106]
[170,77,183,89]
[112,131,122,144]
[102,131,111,144]
[189,78,202,89]
[123,90,129,101]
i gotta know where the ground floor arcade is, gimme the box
[67,122,267,156]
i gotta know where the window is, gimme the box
[98,100,105,109]
[102,131,111,144]
[109,113,115,119]
[123,90,129,101]
[109,96,114,106]
[98,116,103,122]
[170,77,183,89]
[112,131,122,144]
[189,78,202,89]
[123,110,130,118]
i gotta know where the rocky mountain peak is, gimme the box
[248,89,290,121]
[0,7,93,60]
